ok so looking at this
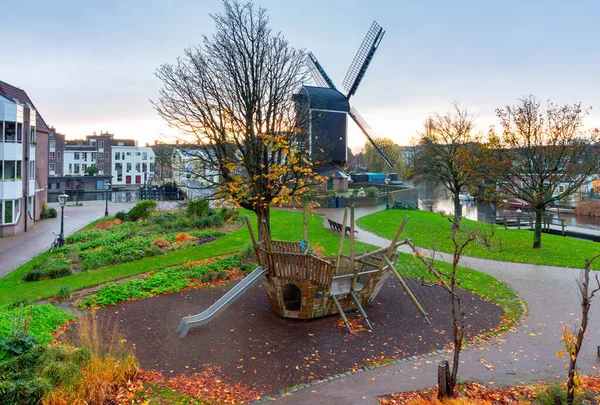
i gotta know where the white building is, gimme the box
[111,144,155,186]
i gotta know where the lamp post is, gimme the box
[104,181,111,217]
[57,192,69,247]
[385,177,391,210]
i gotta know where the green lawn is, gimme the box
[0,209,372,308]
[357,209,600,269]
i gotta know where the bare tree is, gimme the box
[414,103,481,228]
[558,255,600,405]
[487,96,600,248]
[153,1,321,241]
[409,218,493,398]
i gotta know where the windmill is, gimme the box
[294,21,397,169]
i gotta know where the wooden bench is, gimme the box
[327,218,357,235]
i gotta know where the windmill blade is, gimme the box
[306,52,338,90]
[349,106,396,169]
[342,21,385,98]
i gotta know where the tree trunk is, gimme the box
[453,192,461,229]
[533,206,543,249]
[256,205,271,244]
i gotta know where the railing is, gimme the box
[491,214,566,235]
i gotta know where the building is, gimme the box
[0,80,51,237]
[49,131,156,189]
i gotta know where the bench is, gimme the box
[327,218,358,235]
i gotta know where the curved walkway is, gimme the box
[275,206,600,404]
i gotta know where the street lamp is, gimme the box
[385,177,391,210]
[57,192,69,247]
[104,181,111,217]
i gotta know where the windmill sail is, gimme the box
[306,52,337,90]
[342,21,385,98]
[349,107,396,169]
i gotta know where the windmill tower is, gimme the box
[294,21,397,169]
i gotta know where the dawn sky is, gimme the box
[2,0,600,150]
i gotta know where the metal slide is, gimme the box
[176,266,268,338]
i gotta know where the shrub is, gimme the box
[365,186,379,197]
[217,207,239,222]
[174,232,197,243]
[187,199,210,219]
[392,200,419,210]
[127,200,157,221]
[56,286,73,300]
[21,268,45,282]
[192,213,224,229]
[351,189,360,197]
[46,266,72,279]
[150,238,171,248]
[40,207,58,219]
[94,219,123,230]
[114,211,129,221]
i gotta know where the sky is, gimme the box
[2,0,600,150]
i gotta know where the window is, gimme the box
[4,122,16,142]
[150,163,155,173]
[83,152,87,161]
[57,151,61,162]
[0,160,22,180]
[92,152,97,160]
[142,163,147,172]
[142,152,148,160]
[49,139,56,149]
[126,152,131,156]
[29,161,35,180]
[98,140,104,149]
[96,180,105,190]
[16,123,23,143]
[105,152,109,160]
[116,163,123,182]
[74,152,80,160]
[74,163,80,173]
[49,151,55,159]
[115,152,120,160]
[68,164,72,174]
[2,199,21,225]
[135,163,141,172]
[30,126,36,142]
[98,152,103,161]
[82,164,87,172]
[136,152,141,156]
[49,163,55,171]
[126,163,132,172]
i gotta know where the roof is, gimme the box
[296,86,350,112]
[0,80,51,133]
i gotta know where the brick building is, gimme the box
[0,80,50,237]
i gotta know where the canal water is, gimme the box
[416,187,600,232]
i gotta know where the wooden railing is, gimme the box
[491,214,566,236]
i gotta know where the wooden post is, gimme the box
[303,202,309,247]
[562,219,566,236]
[517,213,521,230]
[335,208,348,276]
[554,393,562,405]
[437,360,449,399]
[350,206,357,290]
[504,218,507,229]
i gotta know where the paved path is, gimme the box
[275,206,600,404]
[0,200,134,278]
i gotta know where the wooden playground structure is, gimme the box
[246,206,432,333]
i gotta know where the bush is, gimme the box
[192,213,224,229]
[40,207,57,219]
[21,268,45,282]
[56,286,73,300]
[114,211,129,221]
[218,207,239,222]
[127,200,157,221]
[392,200,419,210]
[150,238,170,248]
[46,266,72,279]
[187,199,210,219]
[365,186,379,197]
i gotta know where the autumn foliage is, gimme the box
[94,219,123,230]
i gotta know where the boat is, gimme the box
[502,198,530,209]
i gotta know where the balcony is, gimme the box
[0,179,22,200]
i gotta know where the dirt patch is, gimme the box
[86,278,502,396]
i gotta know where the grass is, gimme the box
[0,304,74,346]
[357,209,600,269]
[0,209,372,308]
